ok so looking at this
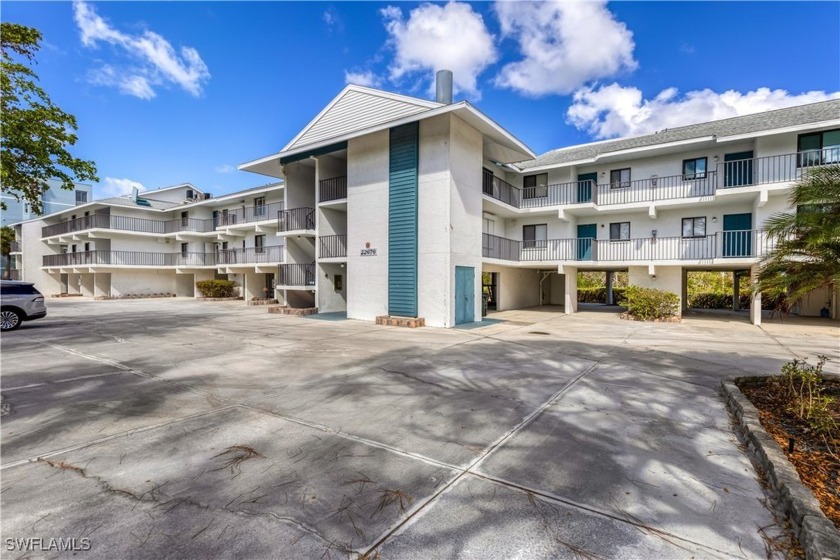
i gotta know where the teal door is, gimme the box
[577,223,597,260]
[577,173,597,203]
[723,213,752,257]
[724,151,754,188]
[455,266,475,324]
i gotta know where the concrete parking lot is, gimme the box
[2,299,838,558]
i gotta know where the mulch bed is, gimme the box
[737,377,840,530]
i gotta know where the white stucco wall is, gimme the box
[317,263,347,313]
[109,270,176,296]
[628,265,683,313]
[347,129,390,321]
[482,264,541,311]
[446,114,484,326]
[284,161,316,210]
[417,114,452,327]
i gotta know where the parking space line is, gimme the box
[2,371,126,391]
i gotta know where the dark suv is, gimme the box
[1,281,47,331]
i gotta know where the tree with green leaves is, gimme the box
[756,164,840,310]
[1,226,15,280]
[1,23,98,215]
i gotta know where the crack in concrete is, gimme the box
[35,457,341,552]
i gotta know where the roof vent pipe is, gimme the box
[435,69,453,104]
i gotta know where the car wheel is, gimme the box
[0,308,22,331]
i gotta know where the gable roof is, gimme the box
[283,85,443,152]
[519,98,840,170]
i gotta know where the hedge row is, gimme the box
[577,287,627,305]
[195,280,238,298]
[688,292,782,310]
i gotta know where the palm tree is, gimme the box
[757,164,840,311]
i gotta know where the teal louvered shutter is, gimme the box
[388,122,419,317]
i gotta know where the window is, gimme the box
[523,224,547,249]
[83,242,90,252]
[482,217,495,235]
[682,217,706,238]
[610,168,631,189]
[181,211,189,227]
[75,190,88,204]
[181,242,189,257]
[798,129,840,167]
[255,234,265,253]
[186,189,194,200]
[254,196,266,216]
[609,222,630,241]
[682,157,707,180]
[334,274,343,292]
[523,173,548,199]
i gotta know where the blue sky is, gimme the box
[4,1,839,199]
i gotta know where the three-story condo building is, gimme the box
[13,76,839,327]
[239,78,839,327]
[14,182,285,300]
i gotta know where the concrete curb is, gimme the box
[720,377,840,560]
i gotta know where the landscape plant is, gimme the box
[195,279,237,298]
[1,23,97,214]
[756,164,840,310]
[622,286,680,320]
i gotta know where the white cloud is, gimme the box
[74,0,210,99]
[97,177,144,199]
[381,2,497,99]
[344,70,382,88]
[567,84,840,139]
[494,0,636,96]
[89,66,156,100]
[323,7,343,32]
[214,164,235,174]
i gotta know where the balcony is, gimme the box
[278,208,315,233]
[7,269,21,280]
[165,217,215,233]
[278,263,316,287]
[717,147,840,188]
[215,202,285,227]
[42,214,216,238]
[10,241,21,253]
[482,175,521,207]
[482,148,840,210]
[482,231,775,263]
[319,234,347,259]
[44,250,175,267]
[214,246,284,265]
[319,176,347,203]
[42,247,284,268]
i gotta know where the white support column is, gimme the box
[564,266,578,314]
[750,265,762,326]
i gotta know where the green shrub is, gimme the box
[577,287,626,305]
[624,286,680,320]
[689,292,751,309]
[782,356,836,435]
[195,279,237,298]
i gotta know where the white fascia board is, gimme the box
[242,102,535,173]
[521,136,718,174]
[716,119,840,143]
[280,85,443,152]
[140,182,203,196]
[197,185,285,207]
